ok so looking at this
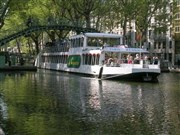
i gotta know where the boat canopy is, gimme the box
[84,33,122,38]
[70,33,122,39]
[103,47,148,53]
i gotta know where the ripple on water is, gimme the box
[0,71,179,135]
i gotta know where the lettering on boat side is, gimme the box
[103,47,147,53]
[67,55,81,68]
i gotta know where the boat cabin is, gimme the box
[102,46,160,68]
[70,33,123,48]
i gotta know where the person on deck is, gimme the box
[134,54,140,64]
[128,55,133,64]
[152,56,158,65]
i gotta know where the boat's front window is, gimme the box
[87,37,120,47]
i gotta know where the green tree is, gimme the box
[0,0,175,54]
[135,0,171,41]
[0,0,11,29]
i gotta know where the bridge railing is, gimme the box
[0,19,98,46]
[0,19,89,39]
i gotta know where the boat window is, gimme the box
[76,38,80,47]
[44,56,47,62]
[169,41,172,48]
[80,37,84,47]
[85,54,88,65]
[71,39,76,48]
[88,54,92,65]
[87,37,120,47]
[163,41,166,49]
[154,42,157,49]
[42,55,68,64]
[70,38,84,48]
[91,55,96,65]
[158,42,161,49]
[82,54,100,65]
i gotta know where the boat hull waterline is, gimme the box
[38,62,160,82]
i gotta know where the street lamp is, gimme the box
[139,26,143,49]
[129,26,132,47]
[139,26,143,59]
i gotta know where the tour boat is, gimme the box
[35,32,161,82]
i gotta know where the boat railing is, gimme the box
[103,59,160,69]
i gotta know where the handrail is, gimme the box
[0,24,99,46]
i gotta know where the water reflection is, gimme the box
[0,70,179,135]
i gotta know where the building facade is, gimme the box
[123,1,177,67]
[102,1,179,67]
[147,1,175,67]
[173,0,180,66]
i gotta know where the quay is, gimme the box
[161,67,180,73]
[169,68,180,73]
[0,51,37,72]
[0,65,37,72]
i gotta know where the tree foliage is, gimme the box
[0,0,174,54]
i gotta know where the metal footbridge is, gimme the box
[0,21,99,46]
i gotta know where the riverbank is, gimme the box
[0,65,37,72]
[169,68,180,73]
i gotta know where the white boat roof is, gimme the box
[103,47,148,53]
[70,32,122,39]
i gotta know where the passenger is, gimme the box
[144,55,149,65]
[154,57,158,65]
[126,54,130,63]
[128,56,133,64]
[110,61,114,66]
[134,54,140,64]
[144,55,148,60]
[107,58,113,66]
[152,57,156,64]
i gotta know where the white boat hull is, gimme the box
[35,32,161,82]
[38,62,160,82]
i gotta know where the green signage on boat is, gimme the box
[67,55,81,68]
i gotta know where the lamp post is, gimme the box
[129,26,132,47]
[139,26,144,49]
[139,26,143,59]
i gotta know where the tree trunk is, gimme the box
[85,15,91,28]
[31,35,39,54]
[34,38,39,55]
[123,17,127,45]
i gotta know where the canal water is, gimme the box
[0,70,179,135]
